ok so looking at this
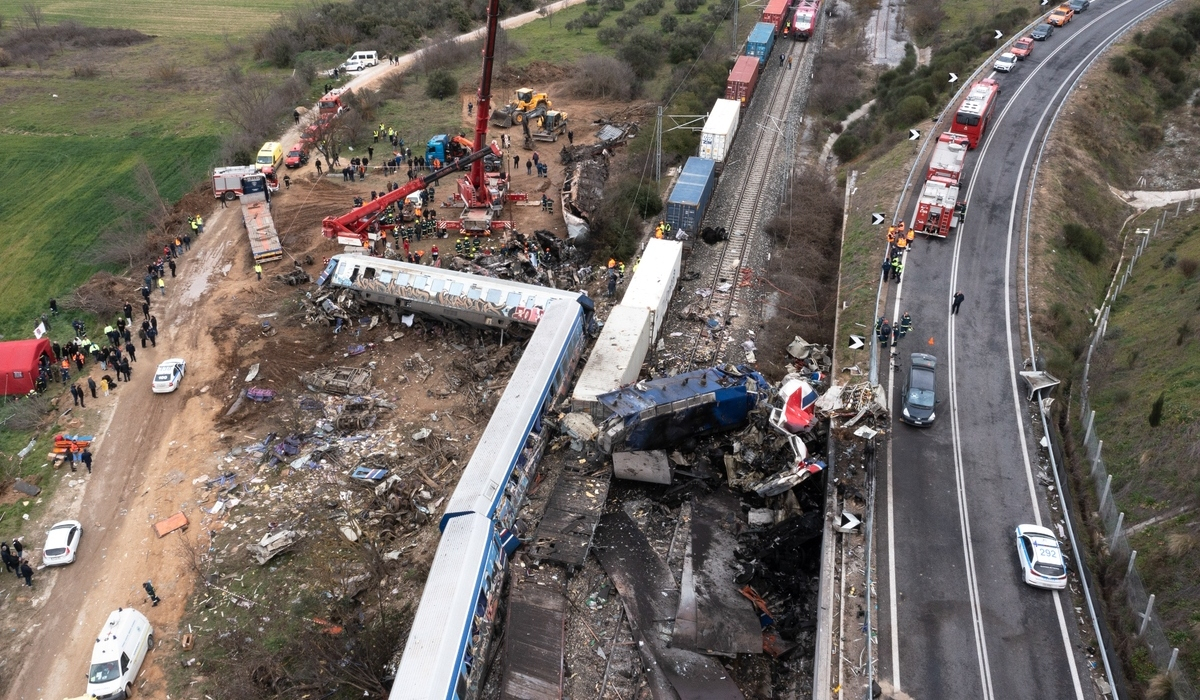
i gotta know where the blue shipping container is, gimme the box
[745,22,775,63]
[664,157,717,234]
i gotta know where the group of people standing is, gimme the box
[1,540,35,587]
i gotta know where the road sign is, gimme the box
[994,29,1003,39]
[871,213,885,225]
[909,129,920,141]
[948,72,958,83]
[848,335,865,350]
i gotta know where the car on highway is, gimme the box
[900,353,937,427]
[1048,4,1073,26]
[1011,36,1035,59]
[42,520,82,566]
[1068,0,1089,11]
[1031,22,1054,40]
[994,52,1018,72]
[284,142,309,169]
[1015,524,1068,589]
[152,358,187,394]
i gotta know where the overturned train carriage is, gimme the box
[318,253,585,333]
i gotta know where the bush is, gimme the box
[1139,123,1163,148]
[601,0,626,10]
[425,70,458,100]
[667,25,704,63]
[892,94,930,127]
[1180,257,1199,277]
[597,25,624,44]
[620,28,663,79]
[1109,54,1133,76]
[633,0,664,16]
[1062,222,1105,263]
[72,63,99,78]
[832,133,862,162]
[578,10,606,27]
[566,55,636,100]
[675,0,701,14]
[660,14,677,32]
[615,13,642,29]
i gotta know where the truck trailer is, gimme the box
[239,174,284,263]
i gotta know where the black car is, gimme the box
[1068,0,1089,11]
[900,353,938,426]
[1031,22,1054,40]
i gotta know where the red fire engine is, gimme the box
[913,133,969,238]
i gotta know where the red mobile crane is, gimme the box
[321,0,507,246]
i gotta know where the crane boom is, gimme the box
[468,0,502,206]
[321,142,501,244]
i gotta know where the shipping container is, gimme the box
[621,238,683,342]
[571,305,653,417]
[745,22,776,65]
[665,157,717,234]
[761,0,791,33]
[698,99,741,163]
[725,56,761,107]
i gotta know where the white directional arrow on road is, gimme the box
[909,129,920,141]
[994,29,1003,39]
[872,213,885,225]
[948,72,958,83]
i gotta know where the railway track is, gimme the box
[685,39,811,368]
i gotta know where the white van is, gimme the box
[341,50,379,72]
[86,608,153,700]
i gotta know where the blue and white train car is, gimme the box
[389,512,504,700]
[439,297,591,532]
[317,253,583,332]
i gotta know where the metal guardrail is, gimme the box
[1074,213,1198,699]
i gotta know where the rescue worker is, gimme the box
[431,245,439,265]
[899,312,913,338]
[895,233,907,250]
[878,319,891,345]
[887,226,897,245]
[607,258,616,270]
[618,261,626,279]
[891,256,903,283]
[906,226,916,247]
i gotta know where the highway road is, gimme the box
[875,1,1173,698]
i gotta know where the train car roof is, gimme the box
[390,513,496,700]
[439,300,585,528]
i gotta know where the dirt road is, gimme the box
[2,208,251,700]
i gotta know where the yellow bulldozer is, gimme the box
[490,87,551,127]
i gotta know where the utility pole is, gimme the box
[655,106,663,182]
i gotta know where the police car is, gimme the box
[1015,523,1068,590]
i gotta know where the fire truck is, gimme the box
[913,133,968,238]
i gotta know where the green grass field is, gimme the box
[0,0,313,38]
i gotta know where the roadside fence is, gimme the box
[1078,207,1197,700]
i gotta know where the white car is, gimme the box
[994,52,1018,72]
[151,358,187,393]
[42,519,82,566]
[1015,523,1068,589]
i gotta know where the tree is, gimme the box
[21,2,43,30]
[619,28,663,79]
[309,112,363,169]
[95,215,155,269]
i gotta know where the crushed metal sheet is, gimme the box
[529,463,611,566]
[246,530,303,565]
[611,450,671,485]
[595,511,745,700]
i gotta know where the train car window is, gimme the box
[363,267,376,279]
[415,276,429,289]
[505,291,522,308]
[396,273,410,287]
[430,279,446,294]
[449,281,465,296]
[378,270,393,284]
[349,267,360,282]
[485,288,502,304]
[456,675,468,699]
[524,295,537,308]
[467,286,483,300]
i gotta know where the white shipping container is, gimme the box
[698,99,741,162]
[571,305,653,418]
[620,238,682,342]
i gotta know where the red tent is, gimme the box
[0,338,56,396]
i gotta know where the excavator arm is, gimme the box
[321,141,502,243]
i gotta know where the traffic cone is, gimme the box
[928,337,935,345]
